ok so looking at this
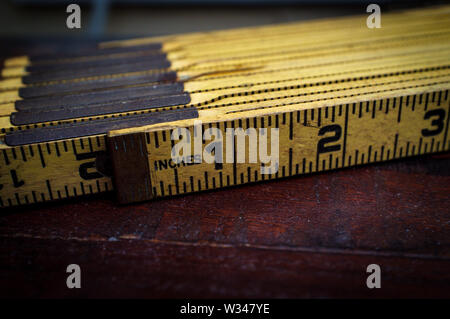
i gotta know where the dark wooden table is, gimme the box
[1,152,449,298]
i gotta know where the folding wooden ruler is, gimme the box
[0,5,448,207]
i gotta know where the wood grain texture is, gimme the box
[0,153,449,298]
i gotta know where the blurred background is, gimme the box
[0,0,446,57]
[1,1,445,38]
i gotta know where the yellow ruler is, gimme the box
[0,86,448,207]
[0,5,448,207]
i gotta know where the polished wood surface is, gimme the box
[1,152,449,298]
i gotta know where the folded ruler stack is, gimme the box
[0,5,449,207]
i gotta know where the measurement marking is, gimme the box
[45,143,52,155]
[394,134,399,158]
[20,147,27,161]
[15,193,21,206]
[154,132,159,148]
[289,148,293,176]
[46,180,53,200]
[174,169,180,194]
[397,99,403,123]
[204,171,209,189]
[443,99,450,150]
[88,137,93,152]
[318,108,321,127]
[54,142,61,157]
[342,103,349,168]
[2,150,10,165]
[289,112,293,140]
[31,191,37,203]
[160,181,165,196]
[37,144,46,167]
[424,93,429,111]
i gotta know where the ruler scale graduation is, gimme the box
[0,6,449,207]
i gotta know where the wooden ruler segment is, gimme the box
[109,88,450,204]
[1,39,448,108]
[0,7,448,89]
[100,5,450,49]
[0,86,448,207]
[0,66,447,136]
[3,6,447,69]
[0,47,448,131]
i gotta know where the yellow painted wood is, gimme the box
[1,83,448,207]
[0,5,449,206]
